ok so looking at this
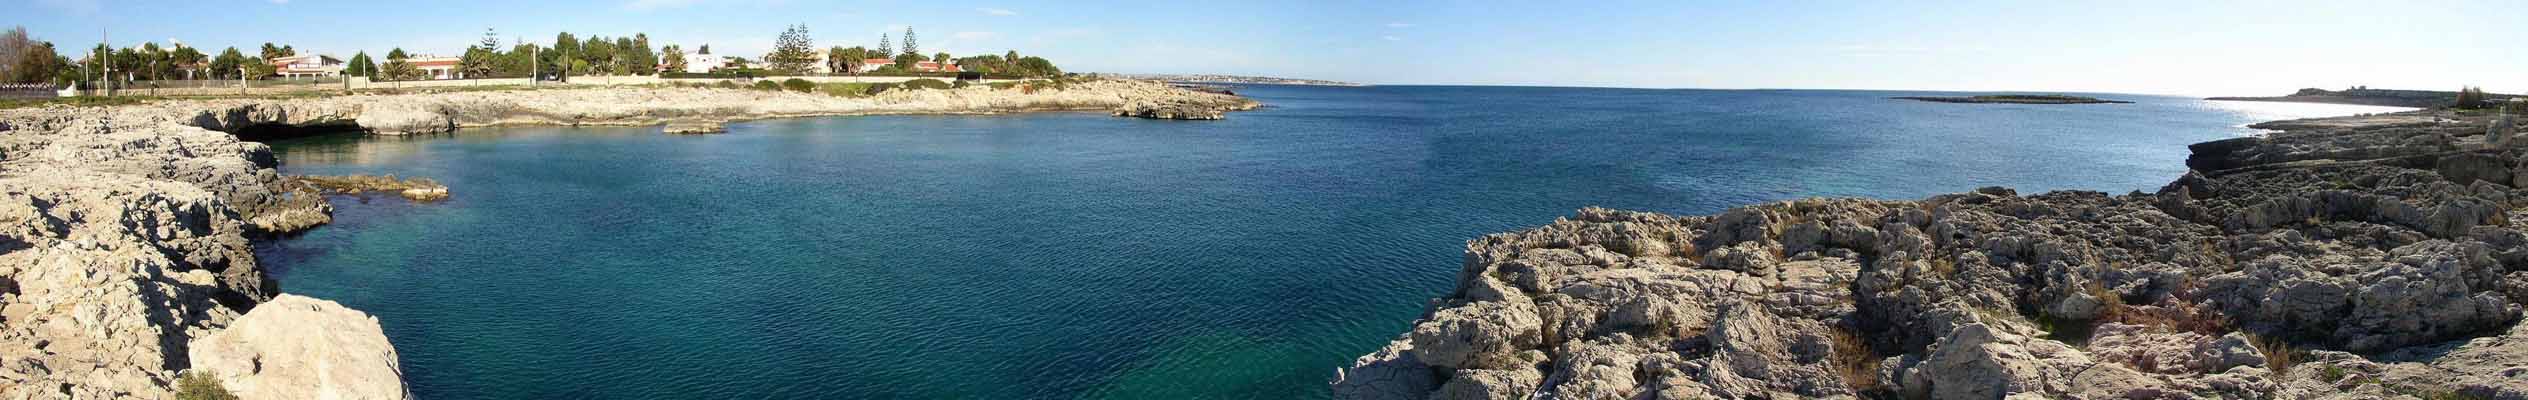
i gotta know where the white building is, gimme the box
[407,56,461,80]
[268,54,344,78]
[682,53,725,74]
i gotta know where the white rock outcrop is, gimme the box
[188,295,408,400]
[0,117,400,397]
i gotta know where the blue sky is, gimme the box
[13,0,2519,95]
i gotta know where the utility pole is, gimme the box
[101,29,113,96]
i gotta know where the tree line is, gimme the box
[0,24,1065,86]
[765,25,1059,78]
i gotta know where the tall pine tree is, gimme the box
[900,26,917,57]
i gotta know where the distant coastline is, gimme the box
[1894,94,2130,104]
[2207,87,2511,108]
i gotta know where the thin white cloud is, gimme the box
[977,7,1018,16]
[269,0,289,4]
[1382,35,1402,41]
[1385,22,1413,28]
[951,31,996,40]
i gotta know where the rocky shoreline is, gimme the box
[1333,109,2528,399]
[0,78,1253,398]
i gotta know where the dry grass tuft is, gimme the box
[1827,324,1884,395]
[2247,332,2300,375]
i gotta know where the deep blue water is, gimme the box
[256,85,2404,399]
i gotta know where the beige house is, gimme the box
[268,54,344,78]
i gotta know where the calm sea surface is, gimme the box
[257,86,2404,399]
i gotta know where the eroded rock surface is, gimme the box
[1336,109,2528,399]
[189,294,408,400]
[0,111,402,397]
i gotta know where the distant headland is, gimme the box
[1893,94,2131,104]
[2208,86,2515,108]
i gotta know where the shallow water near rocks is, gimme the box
[256,85,2402,399]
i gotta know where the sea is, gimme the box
[255,85,2407,399]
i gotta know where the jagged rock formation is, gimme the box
[189,295,408,400]
[1335,109,2528,399]
[0,122,408,398]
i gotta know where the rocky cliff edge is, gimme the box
[1335,109,2528,400]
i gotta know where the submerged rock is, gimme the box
[1334,109,2528,399]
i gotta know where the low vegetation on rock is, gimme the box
[176,372,239,400]
[902,78,951,90]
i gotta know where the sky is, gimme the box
[10,0,2522,96]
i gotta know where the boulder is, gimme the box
[1408,301,1543,370]
[2437,152,2511,185]
[188,294,410,400]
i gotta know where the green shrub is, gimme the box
[902,79,951,90]
[987,82,1019,90]
[177,372,238,400]
[782,78,816,92]
[817,83,865,97]
[750,80,781,91]
[862,83,899,96]
[712,81,740,89]
[952,80,972,89]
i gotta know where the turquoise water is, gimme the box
[257,86,2403,399]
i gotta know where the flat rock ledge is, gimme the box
[663,121,727,134]
[297,174,451,202]
[1334,109,2528,400]
[1113,97,1263,120]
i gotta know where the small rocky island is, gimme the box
[1895,94,2132,104]
[1334,109,2528,399]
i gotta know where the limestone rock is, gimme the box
[354,102,453,135]
[1337,109,2528,400]
[1408,301,1543,370]
[664,121,727,134]
[188,294,409,400]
